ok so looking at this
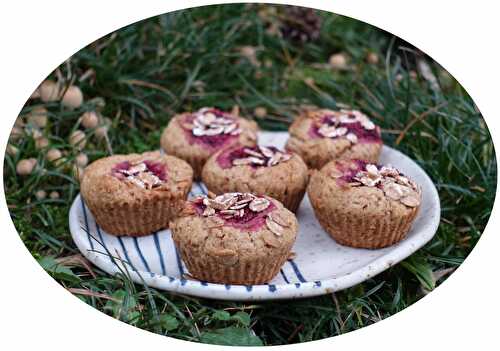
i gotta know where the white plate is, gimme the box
[69,131,440,301]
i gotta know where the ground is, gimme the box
[3,4,496,346]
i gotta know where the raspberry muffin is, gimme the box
[161,107,259,179]
[171,192,298,284]
[308,159,422,248]
[201,145,309,212]
[286,108,382,169]
[81,151,193,236]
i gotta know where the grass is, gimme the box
[3,4,496,346]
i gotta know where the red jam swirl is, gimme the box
[181,108,239,148]
[309,114,381,143]
[216,145,282,169]
[192,197,276,231]
[111,160,168,188]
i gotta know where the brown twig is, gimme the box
[184,304,200,336]
[395,102,447,145]
[287,323,304,342]
[56,254,96,278]
[331,292,345,332]
[67,288,119,302]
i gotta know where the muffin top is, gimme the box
[215,145,293,169]
[177,107,257,149]
[311,159,422,212]
[172,192,298,260]
[81,151,193,206]
[203,144,308,191]
[289,108,382,145]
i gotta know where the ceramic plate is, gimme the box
[69,131,440,301]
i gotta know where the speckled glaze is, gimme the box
[69,131,440,301]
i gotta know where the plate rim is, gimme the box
[69,144,441,301]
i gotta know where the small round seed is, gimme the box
[69,130,86,150]
[9,126,24,141]
[366,52,379,64]
[35,137,49,150]
[46,148,63,163]
[6,144,19,157]
[95,125,109,139]
[254,106,267,119]
[75,153,88,167]
[80,111,99,129]
[329,53,347,69]
[27,106,48,128]
[35,190,47,200]
[61,85,83,109]
[39,80,60,102]
[16,158,37,176]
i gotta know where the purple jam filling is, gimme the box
[192,198,276,231]
[337,159,370,183]
[181,109,239,149]
[112,160,167,181]
[216,146,281,169]
[308,115,381,143]
[335,160,402,189]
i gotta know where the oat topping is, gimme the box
[194,192,286,236]
[112,160,166,190]
[313,109,378,144]
[199,192,270,218]
[230,146,292,168]
[332,162,421,207]
[265,216,285,236]
[186,107,242,138]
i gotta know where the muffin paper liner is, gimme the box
[312,202,420,249]
[85,190,189,237]
[175,244,292,285]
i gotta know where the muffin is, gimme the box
[171,192,298,284]
[80,151,193,236]
[308,159,422,248]
[161,107,259,179]
[285,108,382,169]
[201,145,309,212]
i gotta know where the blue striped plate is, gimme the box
[69,132,440,300]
